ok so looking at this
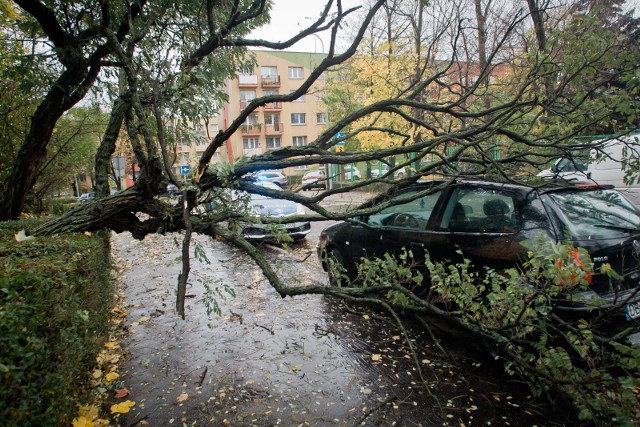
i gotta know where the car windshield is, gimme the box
[546,189,640,239]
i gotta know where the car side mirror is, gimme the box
[586,172,592,179]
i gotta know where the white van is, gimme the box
[588,134,640,204]
[538,133,640,204]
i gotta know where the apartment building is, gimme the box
[174,50,328,180]
[226,50,330,175]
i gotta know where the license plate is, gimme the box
[285,222,300,229]
[625,301,640,321]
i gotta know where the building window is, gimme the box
[290,90,305,102]
[492,148,501,160]
[243,137,260,149]
[263,90,278,97]
[288,67,304,79]
[291,113,306,125]
[239,64,254,75]
[261,66,277,79]
[293,136,307,147]
[266,137,281,149]
[316,112,328,124]
[245,113,259,125]
[240,90,256,108]
[265,113,280,125]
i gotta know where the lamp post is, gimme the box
[311,34,334,189]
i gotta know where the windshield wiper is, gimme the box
[593,224,640,233]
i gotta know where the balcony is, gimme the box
[238,74,258,87]
[263,101,282,111]
[265,122,283,135]
[241,123,262,135]
[261,75,281,88]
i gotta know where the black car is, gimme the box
[317,180,640,317]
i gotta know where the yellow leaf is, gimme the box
[371,354,382,361]
[84,231,92,236]
[77,405,99,419]
[362,315,370,320]
[72,416,93,427]
[105,372,119,382]
[176,392,189,402]
[92,369,102,379]
[110,400,136,414]
[14,230,34,242]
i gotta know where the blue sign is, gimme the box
[179,165,191,175]
[334,131,345,145]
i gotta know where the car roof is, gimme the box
[402,178,615,198]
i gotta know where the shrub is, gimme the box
[0,219,113,426]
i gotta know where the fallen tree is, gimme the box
[3,0,640,424]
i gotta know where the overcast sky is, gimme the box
[250,0,362,53]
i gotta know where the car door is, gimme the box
[349,186,444,270]
[428,184,527,271]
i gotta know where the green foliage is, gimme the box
[351,238,639,424]
[426,240,640,425]
[0,219,113,426]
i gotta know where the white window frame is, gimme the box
[266,136,281,150]
[291,113,306,125]
[316,112,328,124]
[243,137,260,149]
[288,67,304,79]
[292,136,307,147]
[265,113,280,125]
[261,66,277,79]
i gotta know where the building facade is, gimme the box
[211,51,329,177]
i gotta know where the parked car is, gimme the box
[165,183,181,196]
[78,192,96,202]
[212,181,310,242]
[301,170,327,190]
[343,165,362,181]
[537,157,590,183]
[538,134,640,188]
[317,179,640,317]
[252,170,288,187]
[370,164,406,178]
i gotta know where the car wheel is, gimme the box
[326,247,348,287]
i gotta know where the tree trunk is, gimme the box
[95,98,130,198]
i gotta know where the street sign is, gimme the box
[179,165,191,175]
[335,145,344,153]
[334,131,345,145]
[111,156,126,178]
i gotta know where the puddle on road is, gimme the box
[113,232,552,426]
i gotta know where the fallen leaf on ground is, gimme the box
[105,372,119,382]
[371,354,382,361]
[114,388,130,398]
[176,392,189,402]
[110,400,135,414]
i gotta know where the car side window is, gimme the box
[441,187,519,233]
[368,189,441,230]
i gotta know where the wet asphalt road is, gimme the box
[112,191,554,426]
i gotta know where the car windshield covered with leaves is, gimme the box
[211,181,310,242]
[318,180,640,318]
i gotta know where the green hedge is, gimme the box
[0,219,113,426]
